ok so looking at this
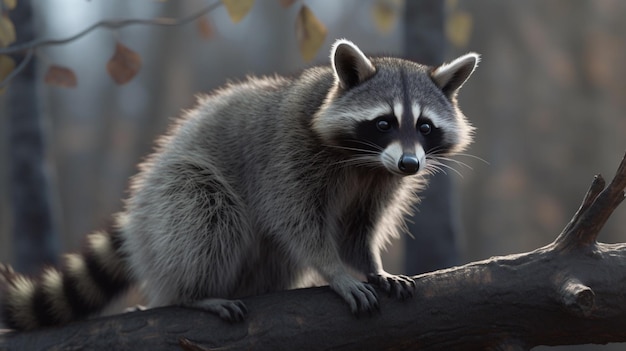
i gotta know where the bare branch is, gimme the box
[0,1,222,87]
[554,151,626,251]
[0,2,221,55]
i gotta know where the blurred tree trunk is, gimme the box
[403,0,460,274]
[7,0,59,273]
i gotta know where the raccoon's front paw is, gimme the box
[367,272,416,300]
[329,275,379,316]
[184,298,248,323]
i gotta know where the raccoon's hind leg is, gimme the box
[129,162,254,323]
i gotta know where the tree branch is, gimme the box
[2,152,626,350]
[0,1,222,87]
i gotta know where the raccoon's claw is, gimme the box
[185,298,248,323]
[367,272,416,300]
[124,304,146,313]
[329,275,379,316]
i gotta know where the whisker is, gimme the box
[330,155,383,170]
[323,143,385,157]
[424,164,447,176]
[348,139,384,151]
[431,156,473,170]
[452,153,490,165]
[427,160,463,178]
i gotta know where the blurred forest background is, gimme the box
[1,0,626,349]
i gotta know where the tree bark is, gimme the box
[1,152,626,350]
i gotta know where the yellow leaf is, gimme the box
[445,11,473,48]
[295,5,327,62]
[0,15,16,47]
[3,0,16,10]
[106,42,142,85]
[445,0,458,10]
[371,0,402,34]
[0,55,15,94]
[44,65,77,88]
[221,0,254,23]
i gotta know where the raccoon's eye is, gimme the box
[418,122,432,135]
[376,119,392,132]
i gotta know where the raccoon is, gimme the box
[0,39,478,330]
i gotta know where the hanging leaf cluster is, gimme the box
[1,0,407,91]
[220,0,329,62]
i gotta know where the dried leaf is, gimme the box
[44,65,77,88]
[3,0,16,10]
[295,5,327,62]
[196,16,215,40]
[0,54,15,94]
[106,42,142,85]
[0,15,16,47]
[279,0,296,8]
[445,11,473,48]
[221,0,254,23]
[371,0,401,34]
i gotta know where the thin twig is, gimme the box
[0,49,33,89]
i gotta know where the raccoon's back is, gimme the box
[163,76,294,171]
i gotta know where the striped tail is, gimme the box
[0,229,131,330]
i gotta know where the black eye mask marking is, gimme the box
[332,112,455,157]
[347,114,399,152]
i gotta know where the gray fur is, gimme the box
[0,40,478,329]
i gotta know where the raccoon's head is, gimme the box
[313,39,479,176]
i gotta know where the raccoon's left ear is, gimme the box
[431,53,480,98]
[331,39,376,90]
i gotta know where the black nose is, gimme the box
[398,154,420,175]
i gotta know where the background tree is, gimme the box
[5,0,58,274]
[402,0,461,275]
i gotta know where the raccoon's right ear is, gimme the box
[431,53,480,98]
[331,39,376,90]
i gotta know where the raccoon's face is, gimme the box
[313,39,479,177]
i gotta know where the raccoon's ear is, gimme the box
[331,39,376,90]
[431,53,480,98]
